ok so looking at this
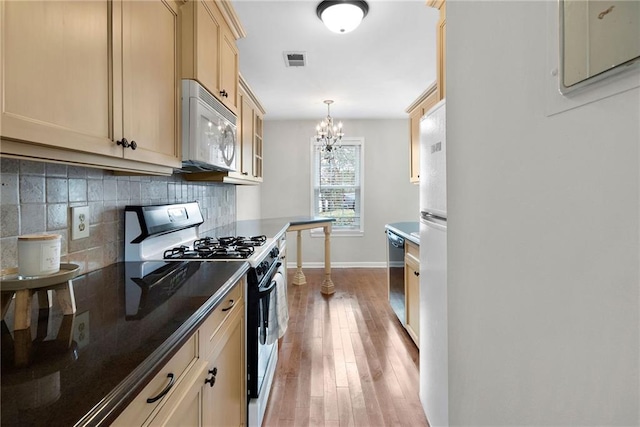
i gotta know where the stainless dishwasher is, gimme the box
[386,229,405,324]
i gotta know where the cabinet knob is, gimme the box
[116,138,130,148]
[130,140,137,150]
[205,367,218,387]
[414,271,420,277]
[220,89,228,98]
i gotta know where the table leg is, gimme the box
[320,224,335,295]
[55,281,76,315]
[292,230,306,285]
[13,289,33,331]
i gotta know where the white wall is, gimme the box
[447,1,639,425]
[236,184,261,220]
[260,119,419,267]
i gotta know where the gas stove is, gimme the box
[124,202,287,427]
[124,202,277,268]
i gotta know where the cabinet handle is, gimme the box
[116,138,130,148]
[130,140,137,150]
[221,299,235,312]
[220,89,228,98]
[414,271,420,277]
[205,367,218,387]
[146,373,175,403]
[242,172,249,176]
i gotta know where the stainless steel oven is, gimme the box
[247,256,286,426]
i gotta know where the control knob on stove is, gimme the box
[257,261,269,275]
[270,247,279,258]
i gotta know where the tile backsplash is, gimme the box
[0,159,236,273]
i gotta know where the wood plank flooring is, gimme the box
[262,268,429,427]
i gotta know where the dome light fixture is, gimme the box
[316,1,369,34]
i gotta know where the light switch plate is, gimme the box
[71,206,90,240]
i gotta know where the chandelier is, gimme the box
[315,100,344,154]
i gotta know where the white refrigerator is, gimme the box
[419,99,448,427]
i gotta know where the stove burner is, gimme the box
[236,235,267,246]
[217,235,267,247]
[163,246,190,259]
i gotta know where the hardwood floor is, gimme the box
[262,268,429,427]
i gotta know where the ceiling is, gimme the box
[231,0,439,120]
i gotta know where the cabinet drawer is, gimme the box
[113,334,198,426]
[200,281,244,358]
[406,241,419,260]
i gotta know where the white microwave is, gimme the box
[181,79,237,172]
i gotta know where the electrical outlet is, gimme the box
[71,206,90,240]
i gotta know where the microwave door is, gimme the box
[189,98,236,171]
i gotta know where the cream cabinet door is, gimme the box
[116,0,180,169]
[202,307,245,427]
[148,360,208,427]
[196,1,222,98]
[1,0,118,157]
[219,25,239,114]
[240,92,255,178]
[405,243,420,347]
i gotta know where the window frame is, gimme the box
[309,136,365,237]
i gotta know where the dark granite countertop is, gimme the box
[1,260,248,427]
[385,222,420,245]
[0,216,332,426]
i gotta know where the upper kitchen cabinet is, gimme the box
[237,76,264,183]
[0,0,181,174]
[427,0,446,100]
[181,0,245,115]
[115,0,182,169]
[406,84,438,184]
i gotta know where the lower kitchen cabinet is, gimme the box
[113,279,245,426]
[201,305,245,426]
[405,241,420,347]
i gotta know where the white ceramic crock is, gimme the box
[17,234,61,277]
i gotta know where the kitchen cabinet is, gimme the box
[201,301,245,427]
[181,0,245,115]
[404,240,420,347]
[406,84,438,184]
[0,0,181,175]
[184,75,265,185]
[236,76,265,182]
[113,278,245,426]
[427,0,446,101]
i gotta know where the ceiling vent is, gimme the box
[284,51,306,67]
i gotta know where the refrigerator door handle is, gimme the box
[421,211,447,223]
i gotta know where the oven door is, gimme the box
[248,263,285,427]
[256,264,284,393]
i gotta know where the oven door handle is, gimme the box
[257,262,282,297]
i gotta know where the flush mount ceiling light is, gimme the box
[316,1,369,34]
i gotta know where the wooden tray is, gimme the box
[0,263,81,292]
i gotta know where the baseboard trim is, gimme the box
[285,262,387,269]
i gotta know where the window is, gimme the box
[311,137,364,236]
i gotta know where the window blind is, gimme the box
[312,141,362,231]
